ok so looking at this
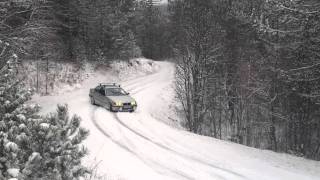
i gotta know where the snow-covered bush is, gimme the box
[0,105,89,180]
[0,44,89,179]
[20,61,90,95]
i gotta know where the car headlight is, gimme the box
[113,101,123,106]
[131,101,136,105]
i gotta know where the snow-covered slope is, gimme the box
[30,59,320,180]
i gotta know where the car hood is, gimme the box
[107,95,135,103]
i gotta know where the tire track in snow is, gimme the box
[123,74,166,94]
[114,114,247,180]
[90,107,195,180]
[120,68,161,91]
[90,107,137,155]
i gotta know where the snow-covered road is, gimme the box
[31,60,320,180]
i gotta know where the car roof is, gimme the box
[105,87,122,89]
[97,83,121,89]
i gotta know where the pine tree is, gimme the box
[0,41,89,179]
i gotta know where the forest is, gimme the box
[0,0,320,179]
[170,0,320,160]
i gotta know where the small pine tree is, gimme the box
[0,41,89,180]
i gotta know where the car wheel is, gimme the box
[90,97,96,105]
[109,104,114,112]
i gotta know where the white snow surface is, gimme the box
[5,142,19,152]
[26,152,41,163]
[39,122,50,129]
[30,59,320,180]
[7,168,19,178]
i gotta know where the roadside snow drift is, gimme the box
[31,58,320,180]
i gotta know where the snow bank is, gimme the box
[108,58,160,81]
[25,58,159,96]
[21,61,93,96]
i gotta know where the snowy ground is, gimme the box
[30,59,320,180]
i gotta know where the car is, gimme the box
[89,83,137,112]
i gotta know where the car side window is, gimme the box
[105,89,110,96]
[95,87,100,92]
[99,88,105,96]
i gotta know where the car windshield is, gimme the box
[105,88,127,96]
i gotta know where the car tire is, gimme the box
[109,104,114,112]
[90,97,96,105]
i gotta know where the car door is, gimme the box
[91,87,102,106]
[96,87,106,106]
[99,88,111,108]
